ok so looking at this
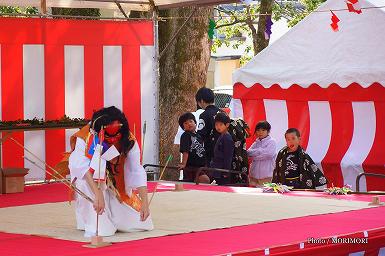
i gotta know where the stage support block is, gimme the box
[83,236,112,248]
[369,196,384,206]
[174,183,185,192]
[0,168,29,194]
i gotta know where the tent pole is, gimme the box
[153,7,161,174]
[40,0,47,15]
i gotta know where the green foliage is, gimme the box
[274,0,326,27]
[212,0,326,66]
[0,6,100,19]
[240,54,252,66]
[0,6,38,14]
[51,7,100,18]
[0,116,89,129]
[212,5,260,57]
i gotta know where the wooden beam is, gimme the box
[0,0,239,11]
[114,0,129,18]
[40,0,47,14]
[156,0,240,10]
[81,0,149,4]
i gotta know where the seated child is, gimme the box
[210,112,234,185]
[178,112,210,183]
[272,128,328,189]
[247,121,276,186]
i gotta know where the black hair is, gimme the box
[178,112,196,129]
[254,120,271,134]
[285,128,301,138]
[91,106,134,156]
[195,87,215,104]
[214,112,231,125]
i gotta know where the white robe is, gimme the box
[69,138,154,237]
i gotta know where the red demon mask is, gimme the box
[104,121,123,145]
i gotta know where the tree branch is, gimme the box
[215,19,247,29]
[215,5,256,29]
[245,5,258,55]
[273,0,304,21]
[215,6,238,18]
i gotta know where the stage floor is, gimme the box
[0,189,376,243]
[1,182,385,256]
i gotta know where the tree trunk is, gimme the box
[158,7,212,176]
[254,0,273,54]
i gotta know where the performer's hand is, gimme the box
[93,190,105,215]
[140,205,150,221]
[177,164,185,171]
[109,156,118,165]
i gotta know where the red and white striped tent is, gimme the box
[0,17,157,181]
[0,0,239,181]
[231,0,385,191]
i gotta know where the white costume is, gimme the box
[69,138,153,237]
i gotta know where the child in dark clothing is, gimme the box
[178,112,210,183]
[272,128,328,189]
[195,87,221,165]
[210,112,234,185]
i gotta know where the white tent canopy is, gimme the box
[233,0,385,89]
[0,0,239,11]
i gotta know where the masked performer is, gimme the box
[69,106,153,237]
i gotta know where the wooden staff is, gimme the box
[140,121,147,165]
[95,126,105,237]
[23,156,93,203]
[8,137,93,203]
[148,154,173,206]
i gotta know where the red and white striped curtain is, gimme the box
[0,17,158,181]
[232,83,385,192]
